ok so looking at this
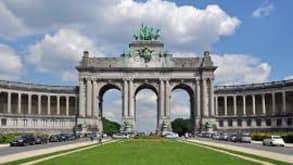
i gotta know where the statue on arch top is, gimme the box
[133,23,160,40]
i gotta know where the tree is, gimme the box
[171,118,193,136]
[102,117,121,136]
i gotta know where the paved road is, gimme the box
[193,137,293,155]
[0,138,90,157]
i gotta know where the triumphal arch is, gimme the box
[76,25,217,134]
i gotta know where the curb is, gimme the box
[0,144,9,148]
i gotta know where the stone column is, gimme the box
[262,94,266,115]
[209,79,214,116]
[128,79,134,118]
[79,79,86,117]
[18,93,21,114]
[7,92,11,114]
[123,79,128,117]
[66,96,69,116]
[224,96,227,116]
[243,95,246,115]
[28,93,31,114]
[233,95,237,116]
[272,92,276,114]
[165,80,170,117]
[159,79,165,118]
[86,79,92,117]
[252,95,256,115]
[214,96,218,116]
[47,95,51,115]
[57,95,60,115]
[38,95,41,115]
[202,79,208,117]
[282,91,286,113]
[92,80,98,118]
[196,79,201,117]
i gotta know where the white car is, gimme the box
[163,132,179,139]
[263,135,285,147]
[112,133,129,139]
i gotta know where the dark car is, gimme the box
[67,134,77,141]
[10,134,35,146]
[35,136,48,144]
[49,135,60,142]
[58,134,70,141]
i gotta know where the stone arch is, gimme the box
[134,83,159,96]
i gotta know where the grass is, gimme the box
[33,139,260,165]
[186,140,292,165]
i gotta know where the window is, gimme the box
[1,118,7,126]
[256,119,261,126]
[247,119,251,127]
[23,119,27,127]
[237,119,242,127]
[219,120,223,127]
[12,119,18,126]
[287,118,292,126]
[266,119,271,126]
[276,119,282,126]
[33,119,37,128]
[228,120,233,127]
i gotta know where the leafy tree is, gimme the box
[171,118,193,136]
[102,117,121,136]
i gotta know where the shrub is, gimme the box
[249,132,293,143]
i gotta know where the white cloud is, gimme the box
[212,54,272,85]
[284,75,293,80]
[27,28,102,82]
[0,44,24,80]
[2,0,240,52]
[0,2,29,39]
[252,1,274,18]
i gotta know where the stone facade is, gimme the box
[0,39,292,134]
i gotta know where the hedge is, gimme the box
[250,132,293,143]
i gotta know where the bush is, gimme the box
[250,132,293,143]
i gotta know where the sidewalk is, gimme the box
[0,139,111,164]
[187,139,293,164]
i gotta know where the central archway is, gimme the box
[134,83,159,134]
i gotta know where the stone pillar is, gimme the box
[272,92,276,114]
[209,79,214,116]
[28,93,31,114]
[18,93,21,114]
[92,81,98,118]
[123,79,128,117]
[202,79,208,117]
[7,92,11,114]
[233,95,237,116]
[128,79,134,118]
[224,96,227,116]
[86,79,92,117]
[243,95,246,115]
[79,79,86,117]
[57,95,60,115]
[282,91,286,113]
[262,94,266,115]
[252,95,256,115]
[66,96,69,116]
[165,80,170,117]
[38,95,41,115]
[196,79,201,118]
[214,96,218,116]
[47,95,51,115]
[159,79,165,118]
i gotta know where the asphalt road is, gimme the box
[194,137,293,155]
[0,138,90,156]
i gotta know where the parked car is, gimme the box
[211,133,220,140]
[35,135,48,144]
[10,134,35,146]
[238,133,251,143]
[112,133,129,139]
[219,133,229,141]
[163,132,179,139]
[263,136,285,147]
[49,135,60,142]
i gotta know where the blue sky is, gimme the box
[0,0,292,132]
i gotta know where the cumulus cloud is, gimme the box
[27,28,102,82]
[284,75,293,80]
[252,1,274,18]
[212,54,272,85]
[0,44,24,80]
[0,2,29,39]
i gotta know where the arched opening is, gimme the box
[98,84,122,135]
[135,84,158,134]
[170,84,194,136]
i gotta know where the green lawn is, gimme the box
[35,139,260,165]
